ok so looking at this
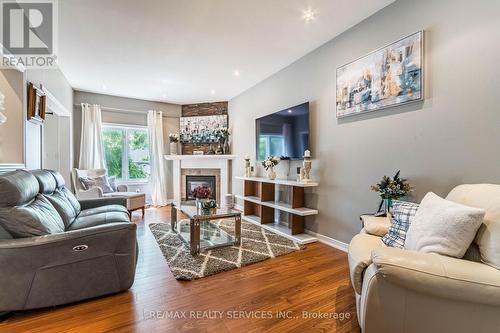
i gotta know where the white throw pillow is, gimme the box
[405,192,485,258]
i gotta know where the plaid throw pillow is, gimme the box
[382,200,419,248]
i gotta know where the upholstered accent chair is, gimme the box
[348,184,500,333]
[71,168,146,216]
[0,169,137,313]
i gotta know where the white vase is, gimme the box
[170,142,178,155]
[268,168,276,180]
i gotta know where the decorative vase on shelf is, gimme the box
[268,167,276,180]
[170,142,178,155]
[383,198,393,214]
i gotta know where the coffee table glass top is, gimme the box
[172,204,242,254]
[176,219,235,250]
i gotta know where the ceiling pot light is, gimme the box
[302,8,316,22]
[210,89,216,95]
[232,70,240,77]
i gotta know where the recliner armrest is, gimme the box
[372,247,500,306]
[79,197,128,210]
[348,233,385,294]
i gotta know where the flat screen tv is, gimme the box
[255,102,309,160]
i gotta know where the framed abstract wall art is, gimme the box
[336,31,423,118]
[179,114,228,143]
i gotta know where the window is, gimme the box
[102,125,150,182]
[257,135,285,160]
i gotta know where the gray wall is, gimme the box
[229,0,500,243]
[73,91,182,200]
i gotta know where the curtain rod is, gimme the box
[74,104,179,119]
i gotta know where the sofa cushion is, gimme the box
[79,204,129,217]
[45,189,78,227]
[59,186,81,216]
[382,200,419,249]
[80,175,114,193]
[0,194,65,237]
[0,224,12,239]
[446,184,500,270]
[32,170,57,194]
[68,211,130,230]
[0,170,39,207]
[405,192,485,258]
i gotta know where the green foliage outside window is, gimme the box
[103,128,123,178]
[102,127,150,181]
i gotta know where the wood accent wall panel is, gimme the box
[180,101,228,155]
[181,102,228,117]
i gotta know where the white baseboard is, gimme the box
[304,229,348,252]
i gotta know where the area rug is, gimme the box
[149,219,304,280]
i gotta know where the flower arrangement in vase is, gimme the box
[169,133,179,155]
[371,170,413,214]
[191,185,216,214]
[261,156,280,180]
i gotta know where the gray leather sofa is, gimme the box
[0,169,137,312]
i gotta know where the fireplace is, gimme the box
[185,175,216,201]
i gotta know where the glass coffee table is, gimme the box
[171,204,241,255]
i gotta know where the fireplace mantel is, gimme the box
[165,155,236,161]
[164,155,236,205]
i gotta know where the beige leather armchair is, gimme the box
[349,184,500,333]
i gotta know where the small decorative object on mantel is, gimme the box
[0,91,7,124]
[206,143,216,155]
[244,155,252,177]
[169,133,179,155]
[219,128,230,154]
[371,170,413,215]
[27,82,46,123]
[300,150,313,184]
[193,150,204,155]
[262,156,280,180]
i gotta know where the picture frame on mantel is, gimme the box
[0,63,27,172]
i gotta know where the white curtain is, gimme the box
[78,103,105,170]
[148,110,168,206]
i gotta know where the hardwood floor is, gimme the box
[0,207,360,333]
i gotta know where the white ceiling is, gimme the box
[59,0,394,105]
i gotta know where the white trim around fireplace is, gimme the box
[165,155,236,206]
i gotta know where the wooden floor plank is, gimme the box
[0,206,360,333]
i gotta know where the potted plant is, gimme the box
[261,156,280,180]
[191,185,215,213]
[169,133,179,155]
[371,170,413,214]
